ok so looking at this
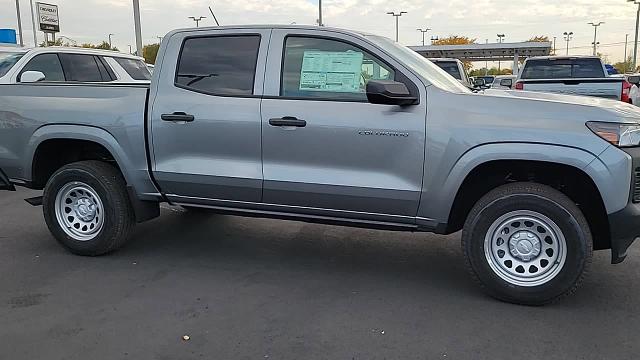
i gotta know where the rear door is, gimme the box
[260,29,427,223]
[149,29,270,204]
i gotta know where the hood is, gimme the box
[483,88,640,121]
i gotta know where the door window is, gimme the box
[281,36,395,101]
[175,35,261,96]
[59,54,110,82]
[19,53,65,81]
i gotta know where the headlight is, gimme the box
[586,121,640,147]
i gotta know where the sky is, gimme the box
[1,0,638,66]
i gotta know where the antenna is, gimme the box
[209,5,220,26]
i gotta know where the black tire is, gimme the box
[462,182,592,305]
[43,160,136,256]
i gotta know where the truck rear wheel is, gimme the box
[43,160,136,256]
[462,182,592,305]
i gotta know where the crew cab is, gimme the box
[514,56,628,101]
[2,26,640,305]
[0,46,151,84]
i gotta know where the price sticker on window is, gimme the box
[299,51,364,92]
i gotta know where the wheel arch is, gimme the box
[426,143,618,251]
[26,125,136,189]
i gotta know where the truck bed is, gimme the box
[0,82,152,192]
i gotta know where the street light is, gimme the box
[416,28,431,46]
[15,0,24,46]
[497,34,505,71]
[188,16,206,27]
[318,0,323,26]
[563,31,574,55]
[629,0,640,71]
[625,34,630,73]
[387,11,407,42]
[133,0,143,56]
[588,21,604,56]
[108,33,114,49]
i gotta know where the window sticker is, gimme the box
[299,51,364,92]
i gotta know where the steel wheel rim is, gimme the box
[484,210,567,287]
[54,182,104,241]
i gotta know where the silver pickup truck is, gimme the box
[515,56,628,101]
[2,25,640,305]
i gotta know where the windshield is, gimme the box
[0,51,26,78]
[365,35,471,93]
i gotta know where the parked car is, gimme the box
[2,25,640,305]
[428,58,472,87]
[0,46,151,84]
[627,74,640,106]
[515,56,629,101]
[476,75,496,88]
[490,75,517,90]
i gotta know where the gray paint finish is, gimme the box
[2,24,640,231]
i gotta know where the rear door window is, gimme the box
[113,57,151,80]
[521,58,605,79]
[175,35,261,96]
[433,61,462,80]
[19,53,65,81]
[59,53,109,82]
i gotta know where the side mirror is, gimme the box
[473,78,486,88]
[366,80,417,106]
[20,71,46,83]
[500,78,513,88]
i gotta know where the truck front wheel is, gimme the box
[43,160,136,256]
[462,182,592,305]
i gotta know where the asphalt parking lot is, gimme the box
[1,187,640,359]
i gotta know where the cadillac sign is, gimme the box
[37,3,60,33]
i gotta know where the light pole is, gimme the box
[318,0,323,26]
[387,11,407,42]
[629,0,640,71]
[553,36,557,55]
[416,28,431,46]
[29,0,37,46]
[588,21,604,56]
[133,0,143,56]
[189,16,206,27]
[497,34,505,71]
[15,0,24,46]
[563,31,573,55]
[108,33,114,49]
[625,34,630,73]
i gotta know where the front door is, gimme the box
[260,30,427,223]
[150,29,270,203]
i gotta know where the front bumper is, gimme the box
[608,147,640,264]
[0,168,15,191]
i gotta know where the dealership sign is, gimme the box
[37,3,60,33]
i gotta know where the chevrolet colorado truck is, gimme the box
[515,55,630,101]
[2,25,640,305]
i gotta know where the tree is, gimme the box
[39,38,66,47]
[527,36,550,42]
[613,56,635,74]
[469,67,513,77]
[143,44,160,64]
[431,36,476,72]
[80,41,118,51]
[431,35,476,46]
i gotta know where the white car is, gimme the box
[0,46,151,84]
